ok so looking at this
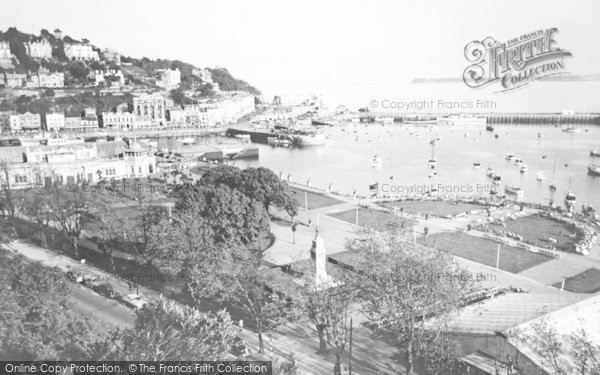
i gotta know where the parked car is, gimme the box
[93,283,119,299]
[121,294,149,310]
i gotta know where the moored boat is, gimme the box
[588,164,600,176]
[505,185,524,196]
[590,150,600,157]
[294,133,326,147]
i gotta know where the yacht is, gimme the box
[514,158,523,166]
[565,191,577,208]
[505,185,524,197]
[180,137,195,145]
[493,175,502,185]
[520,165,528,173]
[505,152,515,161]
[294,133,326,147]
[372,155,383,167]
[562,126,582,133]
[473,161,481,168]
[536,172,546,181]
[486,125,495,131]
[549,155,558,191]
[538,132,544,138]
[588,164,600,176]
[590,150,600,157]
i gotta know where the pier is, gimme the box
[345,112,600,125]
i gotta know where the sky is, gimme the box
[2,0,600,111]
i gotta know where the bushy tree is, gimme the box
[349,228,473,375]
[104,297,238,360]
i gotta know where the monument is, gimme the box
[311,231,341,291]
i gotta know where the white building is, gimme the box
[101,112,136,130]
[0,140,156,189]
[64,116,83,131]
[88,69,124,87]
[64,43,99,61]
[3,73,26,88]
[156,68,181,90]
[193,68,219,91]
[102,48,121,65]
[45,113,65,131]
[25,39,53,59]
[0,41,12,61]
[133,94,173,121]
[9,112,41,132]
[28,72,64,88]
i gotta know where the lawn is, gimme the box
[291,187,343,210]
[419,232,552,273]
[499,214,584,252]
[381,200,485,217]
[329,207,414,232]
[554,268,600,294]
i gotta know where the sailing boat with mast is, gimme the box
[564,178,576,211]
[428,142,437,168]
[549,155,557,192]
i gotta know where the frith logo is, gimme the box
[463,28,572,91]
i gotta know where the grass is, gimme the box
[499,214,584,252]
[554,268,600,293]
[381,200,485,217]
[290,187,343,210]
[328,207,414,232]
[419,232,552,273]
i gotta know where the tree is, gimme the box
[47,184,103,259]
[106,297,238,360]
[174,183,270,251]
[349,228,473,375]
[200,165,298,217]
[0,252,109,360]
[0,161,19,242]
[301,280,356,374]
[515,319,600,375]
[188,247,298,354]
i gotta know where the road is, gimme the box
[69,284,134,328]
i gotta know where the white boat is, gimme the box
[372,155,383,167]
[565,192,577,207]
[538,132,544,138]
[492,175,502,185]
[181,137,195,145]
[549,155,558,191]
[505,152,515,161]
[486,168,496,178]
[590,150,600,157]
[234,134,252,142]
[589,164,600,176]
[520,165,528,173]
[536,172,546,181]
[514,158,523,166]
[437,115,487,126]
[294,133,326,146]
[562,126,582,133]
[505,185,524,196]
[473,161,481,168]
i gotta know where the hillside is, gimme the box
[0,27,260,97]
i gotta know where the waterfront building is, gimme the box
[183,105,215,127]
[102,48,121,65]
[64,115,83,131]
[3,73,27,88]
[133,94,173,121]
[45,113,65,131]
[25,39,53,59]
[156,68,181,90]
[64,43,99,61]
[0,140,156,189]
[9,112,41,132]
[166,108,186,127]
[100,112,136,130]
